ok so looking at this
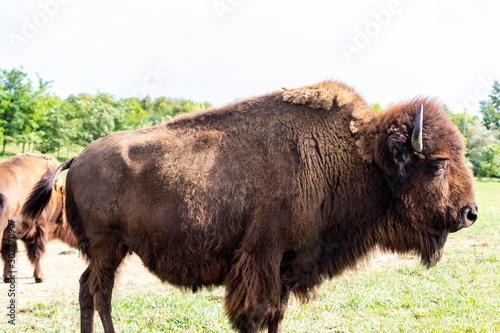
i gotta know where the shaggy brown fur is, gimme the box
[15,172,77,282]
[1,154,76,283]
[22,81,477,333]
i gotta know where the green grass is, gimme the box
[474,179,500,209]
[2,180,500,332]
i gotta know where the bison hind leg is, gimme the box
[81,241,129,333]
[79,267,94,332]
[22,225,47,283]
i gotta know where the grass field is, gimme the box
[1,163,499,331]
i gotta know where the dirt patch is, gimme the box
[1,240,162,313]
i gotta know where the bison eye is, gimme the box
[433,164,444,172]
[428,158,449,175]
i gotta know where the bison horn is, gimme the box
[411,104,424,152]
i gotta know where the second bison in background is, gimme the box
[14,172,76,282]
[1,154,76,283]
[23,81,477,333]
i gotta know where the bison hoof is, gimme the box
[35,277,44,283]
[4,277,13,283]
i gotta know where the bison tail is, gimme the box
[22,157,75,220]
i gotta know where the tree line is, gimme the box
[0,67,210,157]
[1,67,499,178]
[445,81,500,179]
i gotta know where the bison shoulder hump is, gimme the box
[282,81,362,110]
[192,130,223,152]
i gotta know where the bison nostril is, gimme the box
[463,204,478,224]
[466,210,477,223]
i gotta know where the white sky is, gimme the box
[1,0,499,116]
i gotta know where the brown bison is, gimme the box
[13,172,77,281]
[1,153,76,283]
[23,81,477,333]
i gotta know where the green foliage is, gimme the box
[371,103,382,113]
[37,95,68,154]
[476,144,500,179]
[1,66,497,178]
[460,118,500,178]
[0,67,211,154]
[122,98,148,129]
[450,112,478,134]
[443,79,500,178]
[64,93,128,147]
[0,68,52,155]
[480,80,500,129]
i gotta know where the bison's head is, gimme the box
[372,99,477,267]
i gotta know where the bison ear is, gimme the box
[374,132,413,177]
[387,137,412,173]
[387,138,411,166]
[373,103,426,176]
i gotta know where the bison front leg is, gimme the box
[224,251,282,333]
[264,285,290,333]
[2,230,17,283]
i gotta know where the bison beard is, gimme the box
[22,81,476,333]
[420,230,448,268]
[377,215,449,269]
